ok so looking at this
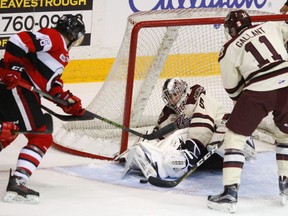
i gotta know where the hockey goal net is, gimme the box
[53,8,287,160]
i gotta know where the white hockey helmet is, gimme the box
[162,78,188,114]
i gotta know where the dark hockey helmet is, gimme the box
[224,10,251,39]
[55,14,85,46]
[162,78,188,114]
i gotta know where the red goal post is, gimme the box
[53,8,288,160]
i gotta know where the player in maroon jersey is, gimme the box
[207,10,288,213]
[0,14,86,204]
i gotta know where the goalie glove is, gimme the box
[56,90,85,116]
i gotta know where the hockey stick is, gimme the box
[40,105,95,121]
[18,80,71,106]
[147,140,223,188]
[11,113,53,135]
[41,104,177,140]
[17,80,177,140]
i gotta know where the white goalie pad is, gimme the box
[136,142,190,179]
[162,149,191,178]
[155,128,189,151]
[116,139,158,162]
[208,120,256,161]
[123,143,160,179]
[124,129,192,179]
[207,136,256,160]
[243,137,256,161]
[134,145,159,178]
[121,146,138,178]
[139,141,191,179]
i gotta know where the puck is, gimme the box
[139,179,148,184]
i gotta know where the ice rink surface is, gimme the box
[0,82,287,216]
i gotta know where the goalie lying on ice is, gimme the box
[123,129,255,179]
[121,78,256,179]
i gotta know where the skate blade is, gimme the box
[280,194,288,205]
[3,191,40,204]
[207,200,236,213]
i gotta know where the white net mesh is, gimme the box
[54,8,277,159]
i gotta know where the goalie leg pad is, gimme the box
[243,136,256,161]
[155,129,187,152]
[159,139,202,178]
[210,135,256,161]
[121,147,137,178]
[162,149,190,178]
[132,145,159,179]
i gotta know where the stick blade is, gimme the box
[41,105,95,121]
[143,122,177,140]
[147,176,179,188]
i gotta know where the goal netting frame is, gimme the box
[53,8,288,160]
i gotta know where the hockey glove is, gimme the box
[0,122,19,142]
[56,90,86,116]
[1,63,24,90]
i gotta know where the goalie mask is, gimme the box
[224,10,251,40]
[162,78,188,114]
[54,14,86,48]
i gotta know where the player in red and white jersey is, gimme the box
[0,14,86,204]
[122,78,255,180]
[208,10,288,213]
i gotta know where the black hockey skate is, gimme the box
[279,176,288,205]
[207,184,238,213]
[3,169,40,204]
